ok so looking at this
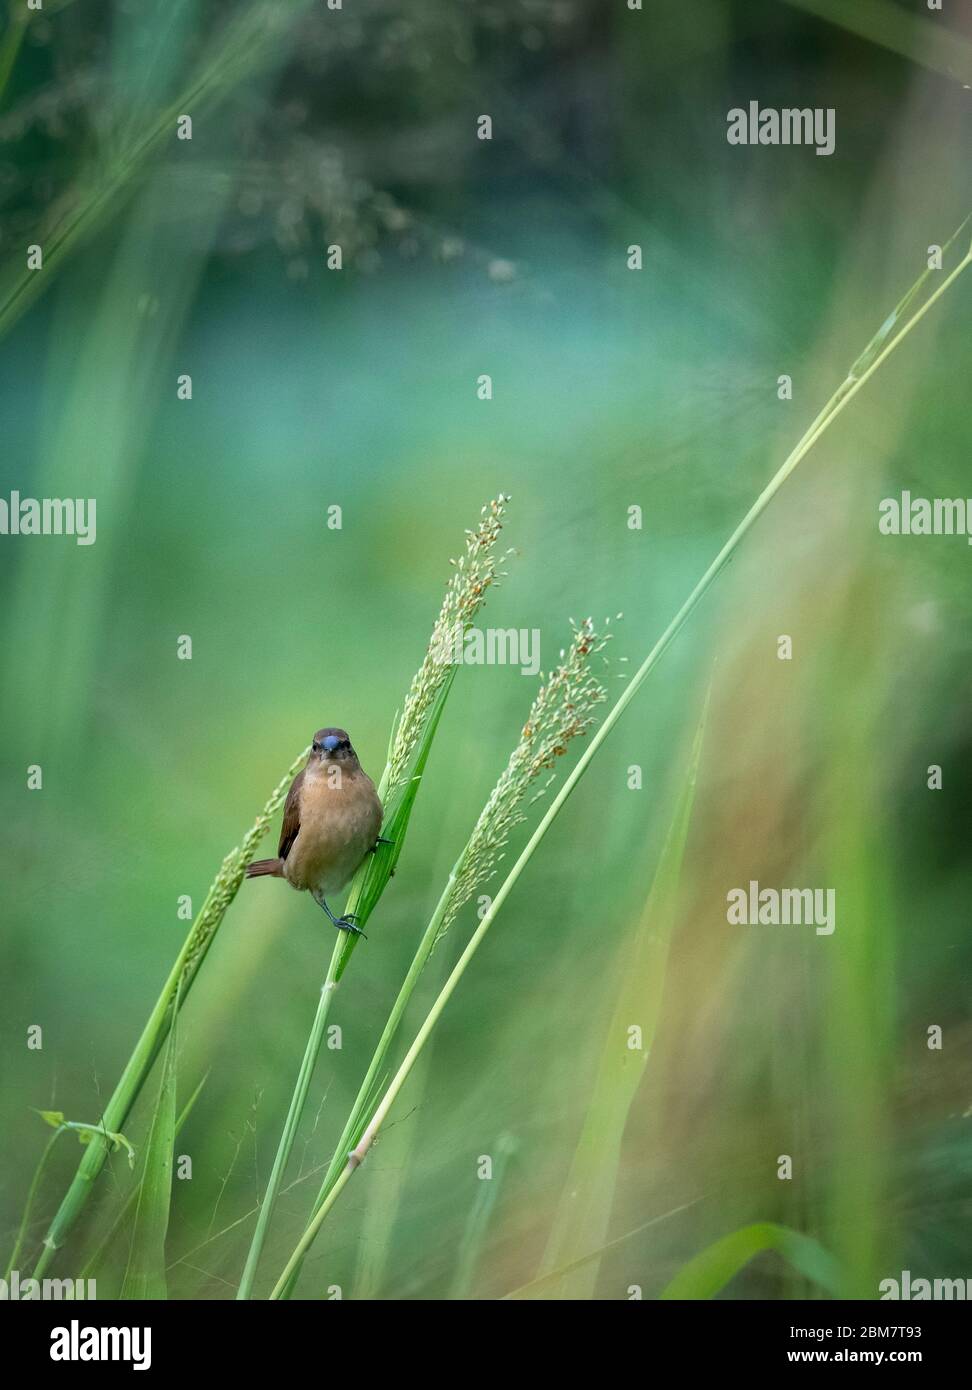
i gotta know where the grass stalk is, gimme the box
[4,1129,60,1281]
[273,617,610,1297]
[0,3,28,108]
[79,1076,208,1284]
[268,225,971,1292]
[0,1,314,345]
[350,949,449,1298]
[118,986,181,1300]
[270,860,465,1299]
[236,499,510,1298]
[449,1134,517,1299]
[29,751,309,1278]
[501,1201,699,1299]
[235,697,446,1298]
[536,688,710,1297]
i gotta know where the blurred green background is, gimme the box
[1,0,970,1299]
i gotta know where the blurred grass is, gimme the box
[781,0,972,85]
[535,692,709,1298]
[660,1222,841,1300]
[2,0,971,1299]
[119,994,179,1299]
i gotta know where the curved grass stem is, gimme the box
[268,227,972,1295]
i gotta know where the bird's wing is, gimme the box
[277,769,304,861]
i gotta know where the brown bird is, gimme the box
[245,728,383,936]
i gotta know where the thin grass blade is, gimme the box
[536,689,710,1298]
[659,1222,841,1300]
[118,1002,180,1300]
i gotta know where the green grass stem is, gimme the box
[268,225,971,1294]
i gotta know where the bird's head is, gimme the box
[311,727,358,768]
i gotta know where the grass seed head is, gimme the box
[387,493,511,796]
[439,616,611,938]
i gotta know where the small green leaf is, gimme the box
[76,1128,136,1169]
[660,1222,841,1300]
[33,1110,135,1167]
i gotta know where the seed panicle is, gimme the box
[438,616,611,939]
[387,493,511,796]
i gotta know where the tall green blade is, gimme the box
[536,692,709,1298]
[119,1005,180,1300]
[81,1075,208,1284]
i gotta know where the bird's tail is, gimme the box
[245,858,283,878]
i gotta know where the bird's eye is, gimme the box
[312,742,321,752]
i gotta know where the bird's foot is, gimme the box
[313,892,368,939]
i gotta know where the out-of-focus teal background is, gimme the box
[1,0,970,1298]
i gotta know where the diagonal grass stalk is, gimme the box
[4,1130,60,1282]
[780,0,972,85]
[0,3,29,108]
[235,686,449,1298]
[79,1076,208,1284]
[449,1133,517,1299]
[118,986,181,1300]
[273,618,610,1297]
[1,1106,133,1283]
[501,1201,700,1299]
[269,849,459,1298]
[0,0,314,345]
[268,222,972,1293]
[236,499,510,1298]
[30,750,309,1278]
[537,688,710,1298]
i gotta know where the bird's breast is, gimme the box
[284,767,382,895]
